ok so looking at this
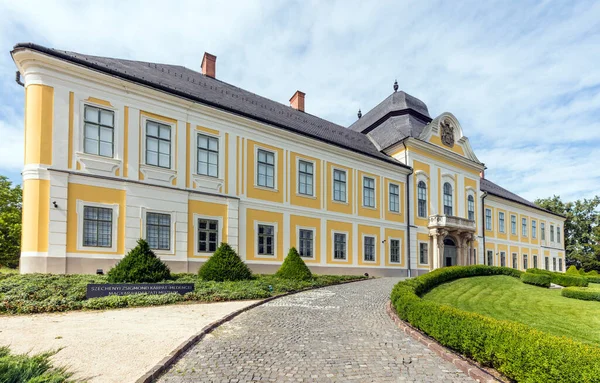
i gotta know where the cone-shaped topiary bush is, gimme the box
[107,239,171,283]
[588,270,599,276]
[566,265,579,275]
[198,243,252,282]
[276,247,313,280]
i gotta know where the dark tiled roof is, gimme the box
[366,114,429,150]
[480,178,565,218]
[12,43,409,170]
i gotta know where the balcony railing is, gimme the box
[427,215,476,231]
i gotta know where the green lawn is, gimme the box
[423,275,600,346]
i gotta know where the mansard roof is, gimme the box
[480,178,565,218]
[11,43,409,170]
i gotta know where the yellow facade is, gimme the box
[21,179,50,253]
[357,171,381,219]
[187,200,228,259]
[24,85,54,166]
[289,152,322,210]
[245,208,284,262]
[246,140,284,203]
[326,220,353,265]
[326,162,353,215]
[289,215,321,264]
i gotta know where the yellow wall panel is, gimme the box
[326,220,353,265]
[289,152,321,210]
[357,224,379,266]
[245,209,284,262]
[384,228,406,267]
[384,178,405,223]
[21,179,50,252]
[24,85,54,166]
[357,171,381,219]
[246,140,284,203]
[428,134,466,156]
[326,162,353,215]
[289,215,321,264]
[187,200,228,258]
[413,160,430,227]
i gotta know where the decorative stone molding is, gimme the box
[76,152,121,176]
[427,215,476,232]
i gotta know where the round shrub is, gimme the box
[107,239,171,283]
[198,243,252,282]
[562,287,600,302]
[566,265,579,275]
[276,247,313,280]
[520,272,551,288]
[587,270,599,276]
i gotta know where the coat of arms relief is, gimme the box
[440,120,455,148]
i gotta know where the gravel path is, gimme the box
[157,278,473,382]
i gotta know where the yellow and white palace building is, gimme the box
[11,43,566,276]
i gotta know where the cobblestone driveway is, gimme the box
[157,278,472,382]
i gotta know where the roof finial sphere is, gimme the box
[357,109,362,119]
[393,79,398,92]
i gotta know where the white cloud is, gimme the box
[0,0,599,201]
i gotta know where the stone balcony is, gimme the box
[427,215,476,232]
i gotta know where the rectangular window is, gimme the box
[511,215,517,235]
[334,233,346,260]
[419,243,428,264]
[257,224,275,255]
[553,257,557,271]
[390,239,400,263]
[500,251,506,267]
[487,250,493,266]
[363,177,375,208]
[333,169,347,202]
[523,254,528,270]
[389,184,400,213]
[499,212,505,233]
[84,105,114,157]
[298,160,314,196]
[522,218,528,237]
[198,219,218,253]
[298,229,314,258]
[559,258,563,272]
[257,149,275,188]
[545,257,549,270]
[533,255,538,269]
[146,121,171,168]
[197,134,219,177]
[83,206,113,247]
[512,253,518,269]
[532,220,537,239]
[550,225,555,242]
[485,209,492,231]
[364,236,375,261]
[557,226,561,244]
[146,212,171,250]
[541,222,546,240]
[417,182,427,218]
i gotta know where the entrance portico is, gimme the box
[427,215,476,270]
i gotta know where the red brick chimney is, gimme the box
[290,91,305,112]
[201,53,216,78]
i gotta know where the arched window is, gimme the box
[417,181,427,218]
[467,195,475,220]
[443,182,453,216]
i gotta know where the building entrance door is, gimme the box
[443,237,457,266]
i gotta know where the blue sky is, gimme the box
[1,0,599,201]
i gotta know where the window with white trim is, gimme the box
[550,224,555,242]
[197,134,219,177]
[523,254,528,270]
[557,226,561,244]
[146,121,171,168]
[522,218,528,237]
[333,169,346,202]
[500,251,506,267]
[146,212,171,250]
[257,149,275,188]
[390,239,400,263]
[389,184,400,213]
[363,236,375,261]
[298,160,314,196]
[545,257,549,270]
[541,222,546,240]
[532,220,537,239]
[419,243,428,264]
[512,253,518,269]
[511,215,517,235]
[443,182,453,216]
[83,206,112,247]
[533,255,538,269]
[334,233,346,260]
[363,177,375,208]
[559,258,563,271]
[553,257,556,271]
[487,250,493,266]
[485,209,492,231]
[258,224,275,255]
[499,212,505,233]
[84,105,114,158]
[417,181,427,218]
[198,219,219,253]
[298,229,314,258]
[468,195,475,221]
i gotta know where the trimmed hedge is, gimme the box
[276,247,313,280]
[526,268,588,287]
[520,272,551,288]
[198,243,252,282]
[566,265,579,275]
[391,265,600,383]
[586,276,600,284]
[107,239,171,283]
[562,287,600,302]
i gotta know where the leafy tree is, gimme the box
[536,195,600,272]
[0,176,22,269]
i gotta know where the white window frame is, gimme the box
[332,168,348,204]
[418,241,429,265]
[485,208,492,231]
[388,183,400,213]
[522,217,528,237]
[296,158,316,197]
[254,146,278,191]
[82,104,116,158]
[417,179,428,218]
[331,231,348,261]
[467,194,475,221]
[254,220,278,258]
[76,200,119,252]
[523,254,528,270]
[442,182,453,216]
[487,250,494,266]
[141,207,176,255]
[500,251,506,267]
[362,234,377,262]
[141,116,176,170]
[557,226,561,244]
[532,220,537,239]
[362,176,376,209]
[389,237,402,264]
[498,212,505,233]
[296,226,316,259]
[193,214,223,256]
[511,215,517,235]
[196,132,220,178]
[541,222,546,241]
[550,224,555,242]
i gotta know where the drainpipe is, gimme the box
[481,191,488,265]
[15,71,24,87]
[402,141,413,277]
